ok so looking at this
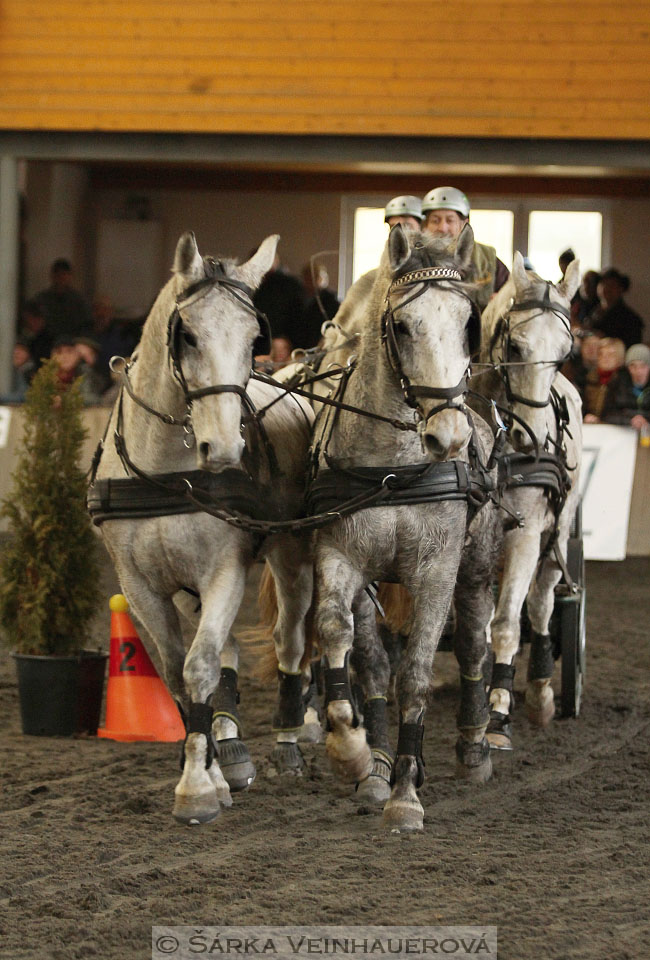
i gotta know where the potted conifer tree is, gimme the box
[0,358,106,735]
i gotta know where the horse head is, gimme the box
[171,231,279,471]
[384,224,476,461]
[493,252,580,452]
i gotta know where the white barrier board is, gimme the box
[581,424,638,561]
[0,407,11,448]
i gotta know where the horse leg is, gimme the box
[488,527,541,750]
[350,590,392,804]
[174,561,247,824]
[524,522,571,725]
[266,537,314,775]
[382,572,456,834]
[453,522,500,782]
[316,548,372,784]
[211,634,257,792]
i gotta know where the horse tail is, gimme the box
[245,563,317,684]
[376,582,413,634]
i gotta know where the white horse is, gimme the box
[472,253,582,748]
[90,233,314,824]
[308,226,501,833]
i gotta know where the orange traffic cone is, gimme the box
[98,595,185,742]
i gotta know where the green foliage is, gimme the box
[0,359,101,655]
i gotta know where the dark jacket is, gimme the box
[590,299,644,348]
[601,368,650,425]
[253,269,307,345]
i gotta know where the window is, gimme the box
[527,211,603,281]
[468,210,513,267]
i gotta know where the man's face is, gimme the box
[597,341,622,372]
[51,268,72,294]
[386,215,421,231]
[424,209,465,238]
[628,361,650,387]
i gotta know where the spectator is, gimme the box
[253,250,307,355]
[587,268,644,348]
[583,337,626,422]
[50,336,102,405]
[558,248,576,280]
[10,339,36,401]
[34,258,93,342]
[572,270,601,327]
[384,195,423,231]
[21,299,53,369]
[91,295,140,385]
[74,336,110,398]
[562,329,601,403]
[421,186,509,311]
[297,262,340,349]
[600,343,650,430]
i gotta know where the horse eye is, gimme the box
[394,320,411,337]
[182,329,198,348]
[509,341,522,359]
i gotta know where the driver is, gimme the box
[384,195,423,232]
[421,186,509,311]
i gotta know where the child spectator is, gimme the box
[50,337,102,405]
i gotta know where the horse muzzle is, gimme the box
[420,408,472,462]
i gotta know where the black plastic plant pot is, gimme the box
[13,651,108,736]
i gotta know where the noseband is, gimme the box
[381,266,476,424]
[493,282,572,409]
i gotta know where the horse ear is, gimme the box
[173,232,203,278]
[388,224,411,273]
[238,234,280,289]
[453,222,474,274]
[511,251,528,293]
[559,258,581,302]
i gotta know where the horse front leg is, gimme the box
[350,590,393,804]
[266,535,315,775]
[524,519,572,726]
[174,561,247,825]
[315,545,372,784]
[382,565,458,834]
[453,511,501,782]
[488,526,542,750]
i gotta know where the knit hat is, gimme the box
[625,343,650,366]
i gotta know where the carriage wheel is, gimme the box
[559,536,586,718]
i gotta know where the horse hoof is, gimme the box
[455,737,493,783]
[525,695,555,727]
[356,755,392,805]
[172,792,220,825]
[326,727,373,784]
[486,711,513,751]
[381,798,424,834]
[297,722,324,744]
[216,738,256,792]
[269,742,306,777]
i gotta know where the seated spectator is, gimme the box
[9,339,36,401]
[600,343,650,430]
[50,337,102,405]
[583,337,626,422]
[571,270,601,327]
[34,258,93,342]
[91,295,140,385]
[74,336,110,398]
[21,299,53,369]
[253,250,306,355]
[587,268,644,348]
[562,330,601,403]
[297,262,340,349]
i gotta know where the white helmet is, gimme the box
[384,195,423,223]
[421,186,470,219]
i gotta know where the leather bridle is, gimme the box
[490,283,573,409]
[381,266,478,425]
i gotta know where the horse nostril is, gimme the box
[199,441,211,462]
[423,433,446,460]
